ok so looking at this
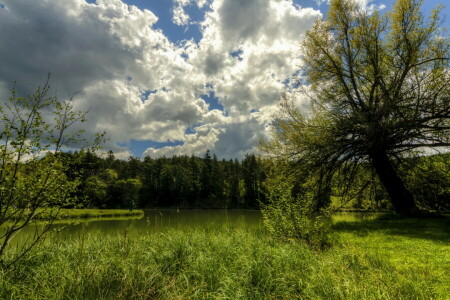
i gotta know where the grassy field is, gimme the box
[0,216,448,299]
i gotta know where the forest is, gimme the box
[60,151,266,210]
[56,150,450,213]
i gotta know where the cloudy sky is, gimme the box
[0,0,448,159]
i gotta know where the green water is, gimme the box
[3,210,385,248]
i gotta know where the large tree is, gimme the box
[266,0,450,215]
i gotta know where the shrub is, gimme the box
[261,161,331,250]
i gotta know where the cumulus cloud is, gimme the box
[315,0,386,12]
[142,124,222,158]
[187,0,321,115]
[172,5,191,26]
[171,0,210,26]
[0,0,205,153]
[0,0,322,159]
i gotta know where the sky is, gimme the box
[0,0,448,159]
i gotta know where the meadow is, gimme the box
[0,215,448,300]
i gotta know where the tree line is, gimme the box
[53,149,450,212]
[60,150,267,209]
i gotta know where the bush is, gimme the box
[261,161,331,250]
[402,154,450,213]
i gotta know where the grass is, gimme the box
[3,208,144,221]
[56,209,144,219]
[19,208,145,221]
[0,217,448,299]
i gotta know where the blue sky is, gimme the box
[110,0,204,43]
[0,0,448,159]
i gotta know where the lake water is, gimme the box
[3,210,385,248]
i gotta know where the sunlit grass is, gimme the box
[20,208,145,221]
[56,208,144,219]
[3,208,144,221]
[0,217,448,299]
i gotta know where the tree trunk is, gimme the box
[370,150,420,216]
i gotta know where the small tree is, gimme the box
[260,160,331,250]
[0,79,99,268]
[264,0,450,216]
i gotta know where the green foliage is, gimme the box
[67,152,266,209]
[0,79,99,267]
[113,178,142,210]
[402,154,450,212]
[84,175,109,207]
[261,161,331,250]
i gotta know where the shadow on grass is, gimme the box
[332,215,450,243]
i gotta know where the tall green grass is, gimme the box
[1,218,448,299]
[56,209,144,219]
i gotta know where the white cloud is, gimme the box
[171,0,210,26]
[172,5,191,26]
[315,0,386,12]
[189,0,321,115]
[173,0,209,8]
[355,0,386,12]
[0,0,322,159]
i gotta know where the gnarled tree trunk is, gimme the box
[370,150,420,216]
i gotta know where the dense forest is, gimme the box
[61,151,267,209]
[54,150,450,212]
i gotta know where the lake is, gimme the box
[4,210,386,249]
